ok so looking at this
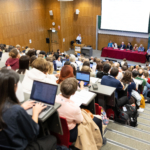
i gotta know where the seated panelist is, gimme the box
[112,43,118,49]
[120,42,126,49]
[138,44,144,52]
[133,44,138,51]
[126,42,133,50]
[108,40,113,47]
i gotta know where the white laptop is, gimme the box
[26,80,58,119]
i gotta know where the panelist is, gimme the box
[112,43,118,49]
[120,42,126,49]
[126,42,133,50]
[76,34,82,44]
[133,44,138,51]
[108,40,113,47]
[138,44,144,52]
[146,47,150,61]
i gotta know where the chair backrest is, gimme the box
[51,117,72,148]
[0,61,5,69]
[95,103,102,115]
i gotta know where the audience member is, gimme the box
[121,71,136,99]
[64,61,70,65]
[121,58,126,66]
[0,69,57,150]
[56,77,105,145]
[29,55,37,68]
[16,44,21,52]
[38,54,44,58]
[81,66,95,77]
[97,63,111,79]
[70,64,76,76]
[113,62,123,81]
[96,63,103,78]
[17,56,29,74]
[101,67,124,99]
[146,47,150,61]
[135,69,146,87]
[55,54,62,68]
[46,57,54,62]
[5,48,20,70]
[56,65,74,84]
[70,55,77,69]
[66,54,70,61]
[22,58,56,94]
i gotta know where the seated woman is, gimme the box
[0,69,56,150]
[96,63,103,78]
[56,65,74,84]
[121,71,136,99]
[22,58,56,94]
[81,66,95,77]
[133,44,138,51]
[29,55,37,69]
[56,77,106,144]
[5,48,20,70]
[17,55,29,74]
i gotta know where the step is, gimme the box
[136,123,150,132]
[140,109,150,115]
[138,117,150,126]
[107,122,150,142]
[104,130,150,150]
[101,141,128,150]
[139,113,150,119]
[145,103,150,107]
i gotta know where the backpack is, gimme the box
[123,104,138,127]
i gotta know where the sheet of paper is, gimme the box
[90,77,99,83]
[70,90,95,106]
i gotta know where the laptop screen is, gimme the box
[30,81,58,105]
[76,71,90,83]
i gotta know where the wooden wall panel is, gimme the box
[73,0,101,49]
[0,0,48,51]
[98,34,148,50]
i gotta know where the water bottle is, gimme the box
[7,65,11,69]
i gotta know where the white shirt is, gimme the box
[76,36,82,42]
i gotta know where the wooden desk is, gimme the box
[89,84,116,110]
[73,43,85,53]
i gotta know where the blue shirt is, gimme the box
[108,43,113,47]
[101,75,123,99]
[147,49,150,54]
[138,47,144,52]
[128,82,136,99]
[56,60,62,67]
[0,101,39,150]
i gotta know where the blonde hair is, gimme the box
[38,54,44,58]
[81,66,91,73]
[47,62,54,74]
[32,58,49,73]
[16,44,21,48]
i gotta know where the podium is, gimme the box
[73,43,85,53]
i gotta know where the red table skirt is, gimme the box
[101,47,146,63]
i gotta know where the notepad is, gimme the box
[90,77,99,83]
[70,90,95,106]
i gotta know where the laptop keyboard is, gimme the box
[42,105,51,112]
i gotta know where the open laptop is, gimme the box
[76,71,90,86]
[26,80,58,119]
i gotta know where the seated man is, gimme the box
[120,42,126,49]
[108,40,113,47]
[146,47,150,61]
[97,63,111,79]
[76,34,82,44]
[55,54,62,68]
[101,67,124,99]
[126,42,133,50]
[138,44,144,52]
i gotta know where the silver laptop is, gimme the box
[26,80,58,119]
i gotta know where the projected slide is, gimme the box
[101,0,150,33]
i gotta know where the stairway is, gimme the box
[101,104,150,150]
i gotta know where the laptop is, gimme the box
[76,71,90,86]
[26,80,58,119]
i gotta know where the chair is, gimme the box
[95,103,102,115]
[51,117,72,148]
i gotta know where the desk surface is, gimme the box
[89,83,116,96]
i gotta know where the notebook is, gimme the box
[26,80,58,119]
